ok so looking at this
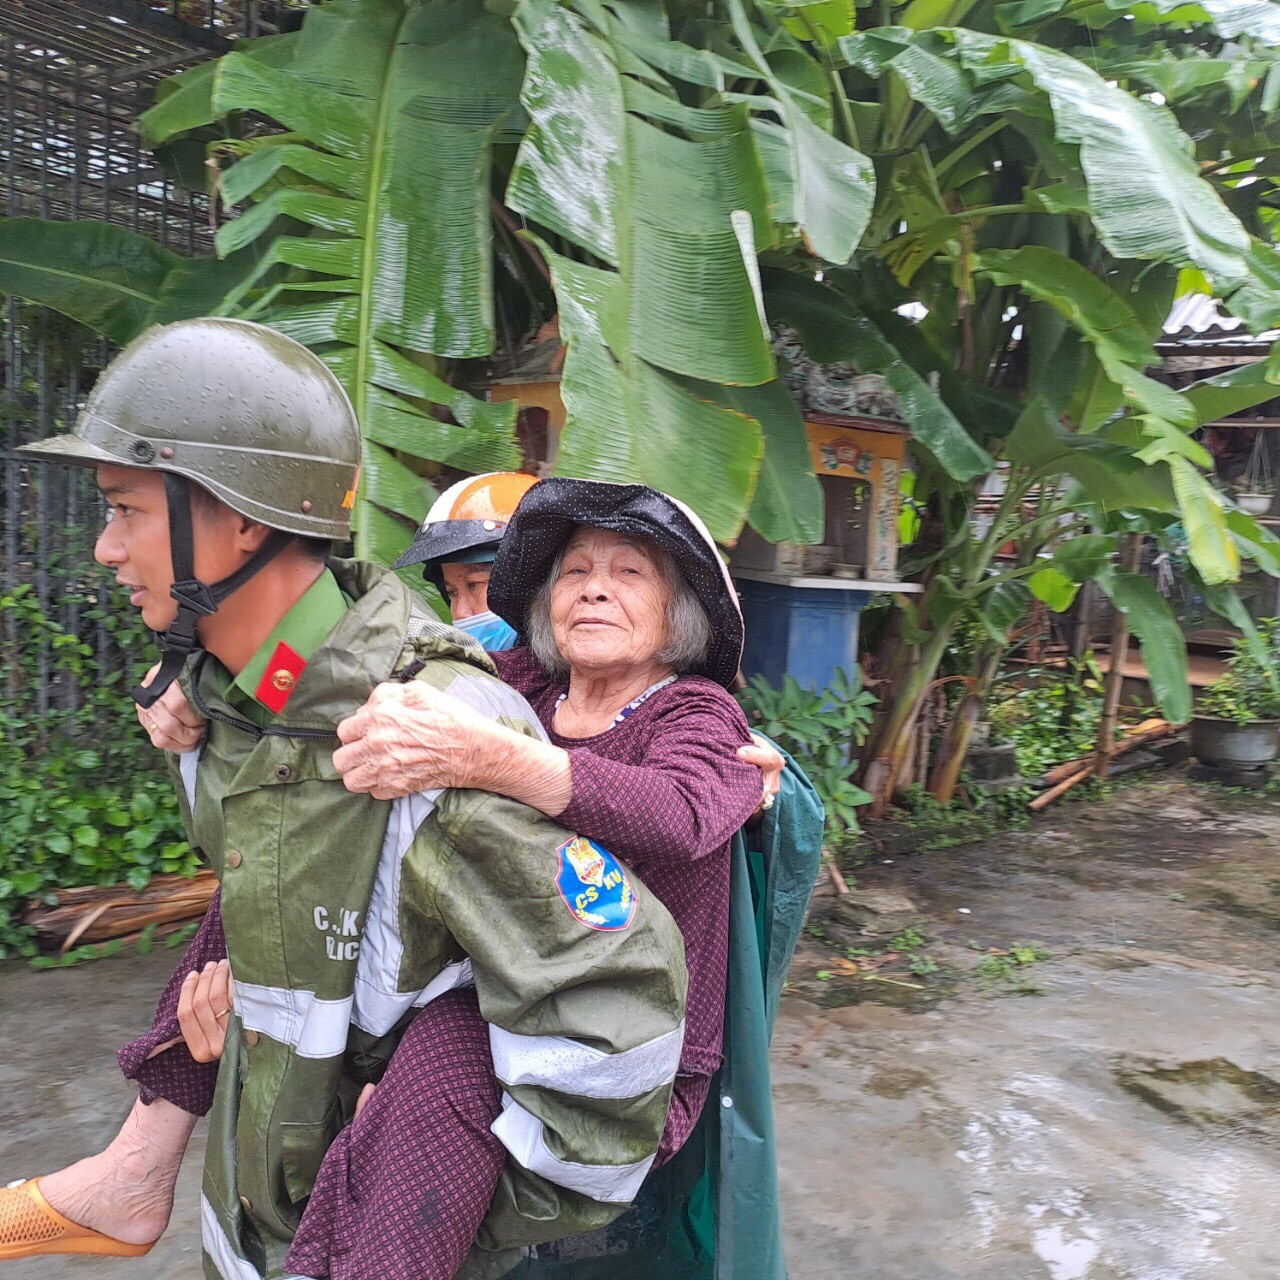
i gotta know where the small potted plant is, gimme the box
[1234,482,1273,517]
[1191,620,1280,768]
[1232,432,1274,516]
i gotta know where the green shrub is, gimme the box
[1196,618,1280,724]
[987,658,1108,777]
[737,666,876,845]
[0,577,193,960]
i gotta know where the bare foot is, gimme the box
[37,1097,197,1245]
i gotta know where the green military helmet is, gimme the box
[18,317,360,540]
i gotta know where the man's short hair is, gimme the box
[526,532,712,677]
[187,480,331,563]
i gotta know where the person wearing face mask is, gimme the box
[394,471,540,650]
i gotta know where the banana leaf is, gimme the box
[535,243,765,542]
[507,0,783,540]
[1183,353,1280,426]
[951,32,1253,285]
[762,269,994,481]
[146,0,526,563]
[977,247,1195,427]
[728,0,875,265]
[995,0,1280,42]
[675,375,825,545]
[0,219,263,345]
[1095,566,1191,724]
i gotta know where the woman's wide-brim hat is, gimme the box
[488,478,743,689]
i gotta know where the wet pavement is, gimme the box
[2,776,1279,1278]
[776,778,1280,1278]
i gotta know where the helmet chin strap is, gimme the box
[132,473,294,709]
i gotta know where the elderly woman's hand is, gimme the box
[334,681,575,812]
[178,959,233,1064]
[738,732,784,813]
[135,664,207,754]
[334,681,498,799]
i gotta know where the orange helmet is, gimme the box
[392,471,539,582]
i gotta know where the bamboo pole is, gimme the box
[1029,764,1093,812]
[1041,720,1171,787]
[1094,533,1144,782]
[1031,720,1179,811]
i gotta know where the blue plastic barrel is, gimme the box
[735,576,872,693]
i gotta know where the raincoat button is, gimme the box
[244,1030,260,1048]
[240,1196,253,1214]
[226,850,243,869]
[275,764,292,782]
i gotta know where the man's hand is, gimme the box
[176,959,234,1064]
[333,681,493,800]
[135,664,207,754]
[739,732,785,812]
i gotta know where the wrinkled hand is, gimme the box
[334,681,493,800]
[177,959,234,1064]
[135,664,207,754]
[739,732,785,812]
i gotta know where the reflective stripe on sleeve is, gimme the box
[200,1194,261,1280]
[351,789,440,1036]
[489,1020,684,1099]
[353,957,474,1031]
[178,750,198,812]
[491,1096,657,1204]
[231,982,353,1059]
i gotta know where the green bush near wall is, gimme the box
[0,580,194,960]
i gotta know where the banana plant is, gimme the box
[748,2,1280,807]
[141,0,529,561]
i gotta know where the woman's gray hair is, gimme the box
[527,533,713,677]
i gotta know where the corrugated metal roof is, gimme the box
[1162,294,1278,344]
[1164,294,1244,335]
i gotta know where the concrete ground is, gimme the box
[2,776,1279,1279]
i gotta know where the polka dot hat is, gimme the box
[488,478,744,689]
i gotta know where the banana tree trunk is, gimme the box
[1094,532,1144,779]
[866,622,958,816]
[927,643,1004,805]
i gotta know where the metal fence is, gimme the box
[1,1,299,717]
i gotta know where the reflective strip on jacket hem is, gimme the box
[200,1194,260,1280]
[232,981,353,1059]
[490,1097,656,1204]
[489,1020,684,1099]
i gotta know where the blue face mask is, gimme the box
[453,609,518,652]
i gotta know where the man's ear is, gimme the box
[236,516,272,554]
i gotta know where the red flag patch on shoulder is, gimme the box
[256,641,306,715]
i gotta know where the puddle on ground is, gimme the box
[809,976,949,1012]
[1204,890,1280,931]
[1031,1219,1101,1280]
[1116,1058,1280,1139]
[862,1065,934,1099]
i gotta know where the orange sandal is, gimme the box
[0,1179,156,1259]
